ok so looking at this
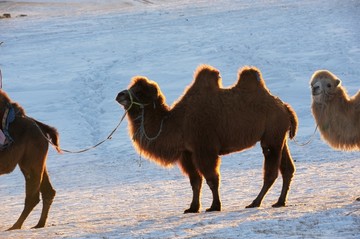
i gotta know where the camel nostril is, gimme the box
[312,86,320,94]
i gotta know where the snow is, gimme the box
[0,0,359,238]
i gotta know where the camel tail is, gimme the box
[285,103,298,139]
[34,119,61,153]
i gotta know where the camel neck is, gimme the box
[128,104,184,166]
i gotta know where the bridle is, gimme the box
[127,89,149,109]
[126,89,164,142]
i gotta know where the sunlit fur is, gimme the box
[0,90,60,230]
[117,65,298,212]
[310,70,360,151]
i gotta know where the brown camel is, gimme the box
[0,90,61,230]
[310,70,360,151]
[116,65,298,212]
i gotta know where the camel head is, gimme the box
[116,76,165,110]
[310,70,341,103]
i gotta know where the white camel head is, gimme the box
[310,70,341,104]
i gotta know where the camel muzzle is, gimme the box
[116,90,130,107]
[311,82,322,96]
[312,86,320,96]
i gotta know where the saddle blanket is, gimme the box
[0,104,15,150]
[0,129,6,145]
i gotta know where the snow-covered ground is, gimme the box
[0,0,359,238]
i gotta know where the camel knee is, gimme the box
[201,165,220,185]
[206,176,219,189]
[205,175,221,212]
[280,156,295,180]
[42,188,56,203]
[263,166,279,185]
[281,157,295,172]
[189,176,202,191]
[42,183,56,199]
[283,163,295,178]
[264,170,279,185]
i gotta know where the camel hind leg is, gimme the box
[33,167,56,228]
[246,141,282,208]
[273,142,295,207]
[7,167,42,230]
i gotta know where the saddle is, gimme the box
[0,103,15,150]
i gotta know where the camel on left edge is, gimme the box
[0,90,61,230]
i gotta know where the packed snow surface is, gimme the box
[0,0,359,238]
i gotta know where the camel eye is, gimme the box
[327,83,332,88]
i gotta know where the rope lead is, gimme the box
[29,110,128,154]
[291,124,319,146]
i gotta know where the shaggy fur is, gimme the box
[116,65,298,212]
[310,70,360,151]
[0,90,60,230]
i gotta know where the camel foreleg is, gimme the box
[180,152,203,213]
[205,174,221,212]
[198,155,222,212]
[185,173,203,213]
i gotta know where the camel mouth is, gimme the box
[311,91,325,103]
[117,99,129,107]
[311,81,324,97]
[312,91,322,96]
[311,86,323,96]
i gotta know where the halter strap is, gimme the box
[127,89,149,109]
[126,89,164,142]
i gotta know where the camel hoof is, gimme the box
[6,225,20,231]
[184,208,200,214]
[205,206,221,212]
[272,202,286,208]
[245,202,260,208]
[32,224,45,229]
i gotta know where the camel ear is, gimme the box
[335,79,341,87]
[146,82,162,102]
[149,85,159,98]
[255,71,261,82]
